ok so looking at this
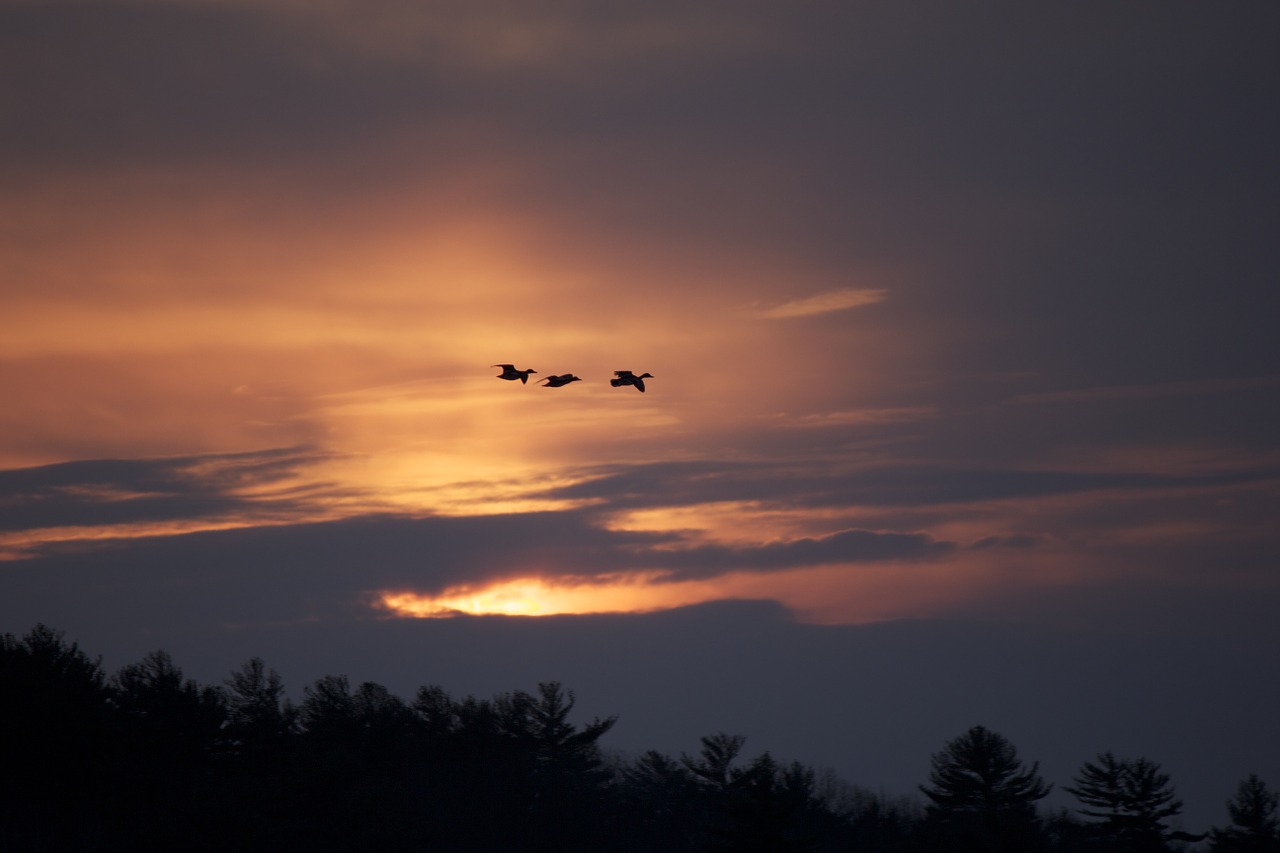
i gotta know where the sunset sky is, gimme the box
[3,0,1279,827]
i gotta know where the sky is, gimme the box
[3,0,1279,829]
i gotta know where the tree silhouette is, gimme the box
[218,657,302,849]
[618,749,705,851]
[223,656,297,757]
[299,672,359,740]
[724,753,828,852]
[0,624,116,850]
[300,673,414,749]
[296,674,423,849]
[402,681,622,850]
[109,649,227,848]
[530,682,616,764]
[918,725,1051,852]
[8,622,1271,852]
[814,770,921,852]
[1210,775,1280,852]
[1065,752,1191,851]
[113,649,226,735]
[674,733,833,851]
[521,681,618,847]
[681,731,747,788]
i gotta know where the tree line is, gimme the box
[2,624,1276,852]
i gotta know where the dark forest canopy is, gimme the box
[2,624,1276,852]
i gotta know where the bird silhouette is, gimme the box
[492,364,537,384]
[610,370,653,392]
[540,374,582,387]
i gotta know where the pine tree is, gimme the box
[619,750,704,852]
[678,734,826,852]
[682,732,748,790]
[524,681,618,848]
[1065,752,1190,852]
[918,725,1051,852]
[1210,775,1280,852]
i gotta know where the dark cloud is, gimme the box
[551,459,1280,511]
[0,446,333,531]
[1,508,676,633]
[12,508,614,582]
[969,534,1041,550]
[1,501,953,628]
[647,529,954,581]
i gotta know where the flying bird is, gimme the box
[540,374,582,387]
[492,364,537,384]
[610,370,653,392]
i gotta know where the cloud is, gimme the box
[542,459,1279,513]
[748,288,887,319]
[968,533,1041,550]
[1,479,970,638]
[0,446,334,533]
[648,528,955,580]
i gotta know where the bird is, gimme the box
[492,364,537,384]
[610,370,653,392]
[540,374,582,387]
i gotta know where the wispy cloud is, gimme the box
[0,446,339,537]
[648,528,955,580]
[538,459,1239,511]
[749,288,887,319]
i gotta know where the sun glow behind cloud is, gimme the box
[374,554,1017,625]
[377,572,720,618]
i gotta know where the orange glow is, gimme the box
[1,103,936,623]
[378,573,738,618]
[374,556,1034,624]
